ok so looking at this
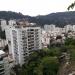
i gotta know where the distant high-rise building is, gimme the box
[8,20,16,26]
[44,24,55,32]
[64,25,73,32]
[73,25,75,32]
[0,20,7,31]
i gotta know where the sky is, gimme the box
[0,0,75,16]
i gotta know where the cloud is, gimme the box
[0,0,74,16]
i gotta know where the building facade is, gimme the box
[6,25,42,65]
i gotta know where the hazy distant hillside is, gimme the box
[0,11,32,20]
[34,11,75,27]
[0,11,75,27]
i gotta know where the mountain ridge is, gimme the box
[0,11,75,27]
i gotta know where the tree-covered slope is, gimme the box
[0,11,31,20]
[0,11,75,27]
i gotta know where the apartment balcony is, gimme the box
[35,32,38,34]
[28,35,34,38]
[0,65,4,68]
[28,33,34,36]
[35,35,39,37]
[24,57,29,62]
[28,40,34,42]
[29,37,34,39]
[28,41,34,43]
[28,37,34,39]
[22,37,27,40]
[28,46,34,49]
[0,68,4,73]
[27,31,34,33]
[27,29,34,31]
[28,47,32,50]
[0,68,4,71]
[28,39,34,42]
[24,55,29,59]
[23,44,27,46]
[28,46,34,50]
[29,50,34,53]
[35,29,38,31]
[28,31,34,34]
[23,53,28,56]
[0,71,5,75]
[23,50,28,53]
[23,50,27,53]
[35,38,39,41]
[22,41,27,43]
[28,45,33,47]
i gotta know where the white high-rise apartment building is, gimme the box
[0,50,10,75]
[44,24,55,32]
[7,25,42,65]
[8,20,16,26]
[0,20,7,31]
[73,25,75,32]
[64,25,73,32]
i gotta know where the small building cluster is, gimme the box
[42,24,75,47]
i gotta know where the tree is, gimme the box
[68,1,75,10]
[65,38,75,46]
[18,48,60,75]
[41,56,59,75]
[33,64,43,75]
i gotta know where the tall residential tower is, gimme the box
[6,24,42,65]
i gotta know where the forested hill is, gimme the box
[35,11,75,27]
[0,11,75,27]
[0,11,32,20]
